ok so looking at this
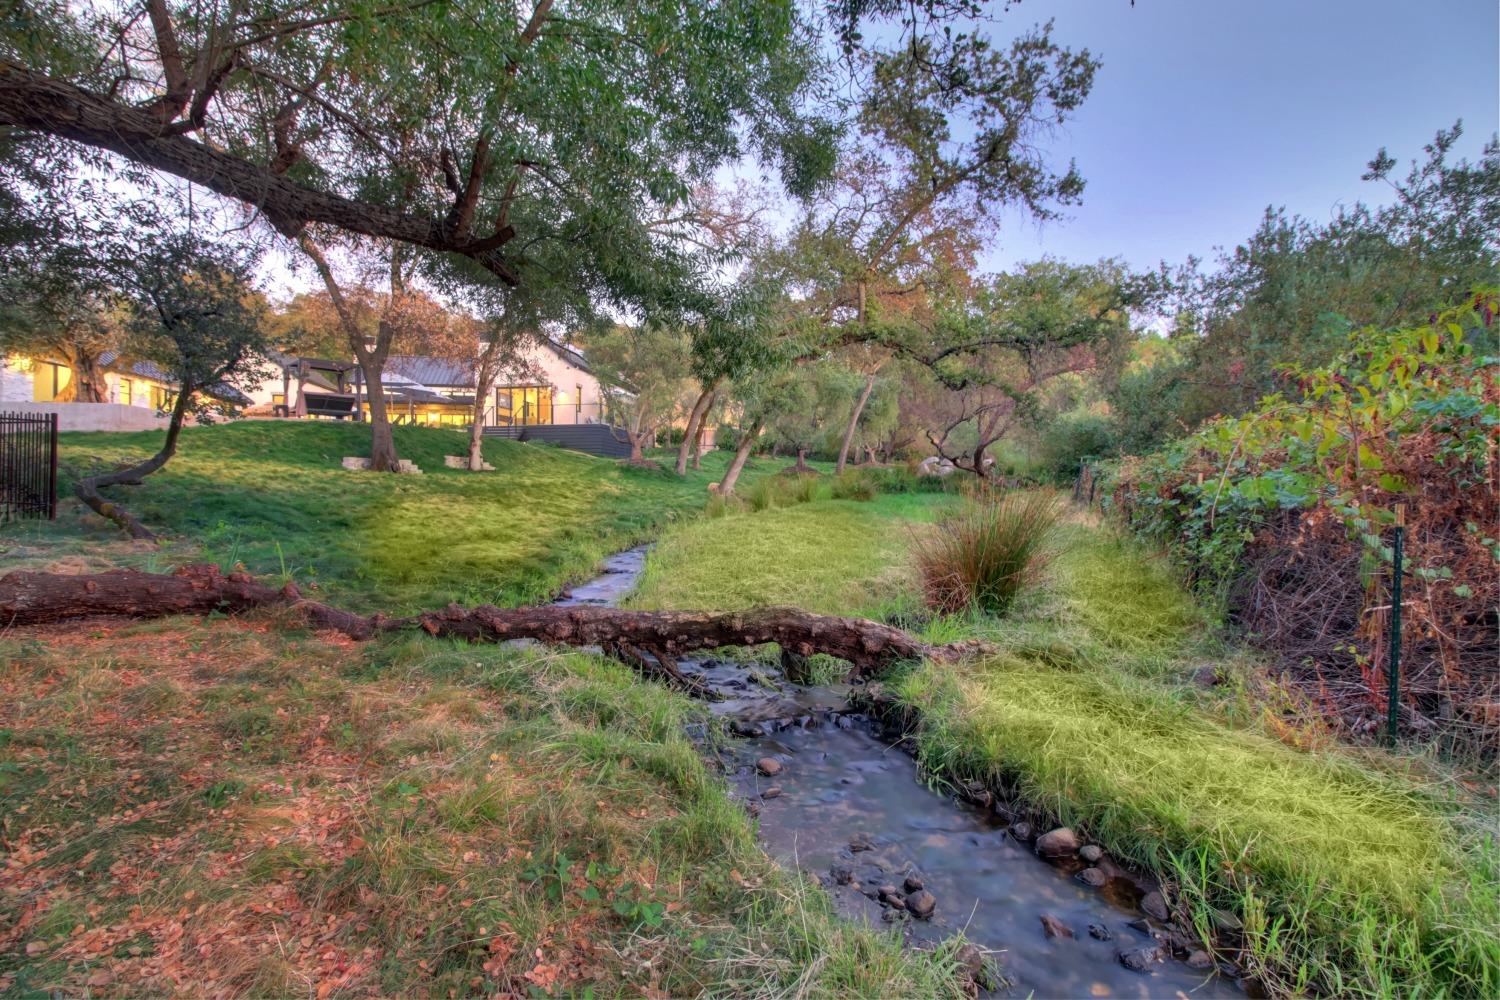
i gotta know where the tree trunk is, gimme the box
[718,418,763,496]
[74,377,195,540]
[469,350,502,471]
[297,233,399,471]
[835,372,877,475]
[675,380,720,475]
[794,448,810,473]
[691,414,710,470]
[360,355,398,471]
[0,564,998,685]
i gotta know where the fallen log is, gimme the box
[0,565,996,685]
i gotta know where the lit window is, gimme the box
[32,362,71,402]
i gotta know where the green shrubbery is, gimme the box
[1111,291,1499,743]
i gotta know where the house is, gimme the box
[246,338,614,430]
[0,350,251,430]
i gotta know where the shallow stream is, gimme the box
[559,547,1241,998]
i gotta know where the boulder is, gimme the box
[1035,827,1082,860]
[443,454,494,471]
[903,873,925,893]
[1087,922,1112,941]
[906,890,936,919]
[1079,844,1104,864]
[915,456,957,477]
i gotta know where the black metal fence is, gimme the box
[0,411,59,522]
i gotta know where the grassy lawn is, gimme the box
[630,495,1500,998]
[630,492,950,616]
[4,426,1494,998]
[4,422,759,611]
[0,615,965,997]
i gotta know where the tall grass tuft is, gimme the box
[787,472,821,504]
[747,476,782,511]
[915,489,1063,614]
[831,469,878,501]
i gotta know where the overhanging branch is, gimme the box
[0,63,521,285]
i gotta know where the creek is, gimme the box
[560,546,1242,998]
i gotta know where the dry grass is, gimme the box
[0,616,964,999]
[914,489,1064,615]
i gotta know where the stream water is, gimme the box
[559,547,1241,998]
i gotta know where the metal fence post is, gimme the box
[1387,504,1405,748]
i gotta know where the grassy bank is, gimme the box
[7,422,751,611]
[631,492,949,616]
[0,613,966,997]
[0,426,972,996]
[633,494,1499,997]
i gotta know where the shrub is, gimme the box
[787,473,820,504]
[1111,291,1499,748]
[746,476,783,512]
[915,489,1064,614]
[1034,412,1118,484]
[830,469,878,501]
[704,493,737,518]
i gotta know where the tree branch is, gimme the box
[0,63,520,284]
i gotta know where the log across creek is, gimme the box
[0,564,995,694]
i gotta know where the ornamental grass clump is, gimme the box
[916,489,1063,614]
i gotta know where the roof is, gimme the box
[540,338,593,375]
[385,355,473,388]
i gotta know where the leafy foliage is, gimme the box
[1112,292,1499,743]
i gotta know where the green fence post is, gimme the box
[1387,504,1405,748]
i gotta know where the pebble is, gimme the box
[1118,946,1163,973]
[1039,913,1074,939]
[756,757,783,776]
[848,833,875,852]
[903,873,924,893]
[1140,890,1171,922]
[1088,922,1112,941]
[761,786,782,799]
[1076,867,1108,888]
[1187,950,1214,970]
[906,890,937,919]
[1010,821,1033,841]
[1079,844,1104,864]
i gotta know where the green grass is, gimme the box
[5,422,767,611]
[629,492,953,616]
[6,425,1493,997]
[635,501,1500,998]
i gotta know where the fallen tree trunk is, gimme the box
[0,565,995,689]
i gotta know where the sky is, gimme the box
[978,0,1500,274]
